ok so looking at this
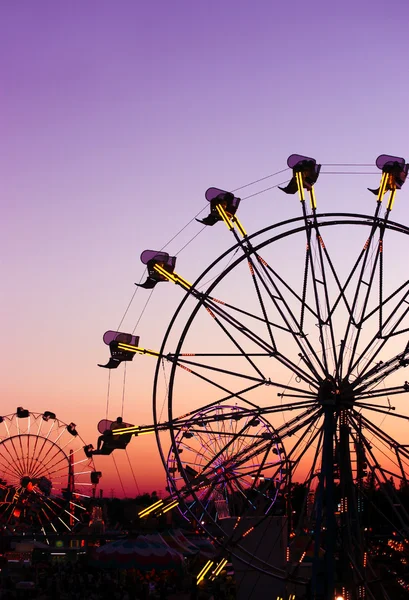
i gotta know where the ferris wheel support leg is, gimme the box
[323,406,336,600]
[312,406,336,599]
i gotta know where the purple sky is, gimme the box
[1,0,408,496]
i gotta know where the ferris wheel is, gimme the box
[98,153,409,599]
[166,403,287,523]
[0,408,99,534]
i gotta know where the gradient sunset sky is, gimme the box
[1,1,409,498]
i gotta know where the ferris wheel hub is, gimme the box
[317,377,355,410]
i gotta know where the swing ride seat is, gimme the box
[368,154,409,195]
[98,331,140,369]
[278,154,321,194]
[196,188,241,226]
[136,250,177,289]
[88,418,135,455]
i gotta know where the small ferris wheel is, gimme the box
[0,408,99,534]
[166,403,287,523]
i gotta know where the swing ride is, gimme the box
[93,153,409,599]
[0,409,100,534]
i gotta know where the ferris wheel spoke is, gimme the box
[198,488,216,520]
[226,413,252,460]
[172,359,317,411]
[205,302,323,388]
[308,215,354,325]
[395,447,409,482]
[233,458,283,475]
[171,382,266,423]
[28,434,54,476]
[273,350,319,388]
[201,303,271,379]
[368,462,406,483]
[360,483,409,549]
[177,459,208,471]
[178,358,266,387]
[231,475,257,510]
[230,231,318,331]
[248,255,327,379]
[175,399,318,433]
[352,434,409,494]
[219,406,231,448]
[347,300,409,383]
[175,356,317,397]
[213,417,232,460]
[0,458,23,483]
[286,418,323,472]
[204,296,276,352]
[173,361,267,406]
[342,217,399,378]
[207,263,324,383]
[225,439,272,473]
[355,385,409,402]
[362,279,409,326]
[290,428,325,544]
[310,219,341,372]
[257,249,320,326]
[26,429,44,475]
[244,256,279,352]
[226,461,284,490]
[178,442,214,464]
[177,437,213,459]
[39,502,57,521]
[186,420,264,483]
[29,446,62,480]
[176,337,318,393]
[16,434,28,475]
[334,207,383,344]
[4,499,19,525]
[231,410,243,458]
[352,346,409,393]
[345,243,384,374]
[32,458,69,482]
[189,427,224,462]
[196,439,265,484]
[191,475,221,510]
[233,419,273,468]
[298,219,332,374]
[7,437,27,473]
[208,294,315,333]
[240,440,273,495]
[0,458,24,482]
[274,406,322,441]
[0,445,25,478]
[354,402,409,426]
[41,495,66,516]
[351,414,409,469]
[0,504,13,525]
[30,446,68,480]
[349,416,409,531]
